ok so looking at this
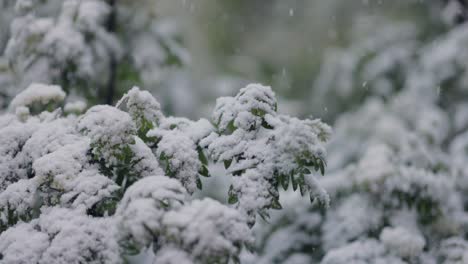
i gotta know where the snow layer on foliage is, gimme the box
[304,173,330,205]
[154,247,194,264]
[117,86,163,130]
[77,105,136,164]
[0,116,94,225]
[0,113,16,128]
[162,198,253,262]
[148,128,201,194]
[268,115,330,176]
[201,83,331,224]
[22,118,80,162]
[0,107,123,220]
[0,119,31,160]
[9,83,65,110]
[116,176,187,248]
[380,226,425,258]
[158,117,213,143]
[439,237,468,263]
[116,177,253,263]
[0,208,121,264]
[129,137,165,178]
[33,139,119,210]
[321,239,405,264]
[59,168,119,209]
[1,82,329,263]
[64,100,87,114]
[0,179,37,222]
[0,220,50,264]
[0,116,40,190]
[228,168,270,219]
[33,139,89,182]
[213,84,277,132]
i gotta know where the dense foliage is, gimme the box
[0,83,330,263]
[2,0,468,264]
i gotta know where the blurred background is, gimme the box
[127,0,449,121]
[0,0,455,122]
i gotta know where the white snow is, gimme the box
[9,83,65,110]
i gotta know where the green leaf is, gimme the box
[291,172,298,191]
[319,159,325,175]
[302,167,311,175]
[197,147,208,166]
[271,198,282,210]
[251,108,266,117]
[261,119,274,129]
[258,210,270,222]
[159,200,169,208]
[309,193,316,203]
[244,242,255,253]
[314,161,319,172]
[227,120,236,133]
[224,159,232,169]
[298,174,306,196]
[232,169,245,176]
[120,241,141,256]
[228,185,238,204]
[196,177,202,190]
[232,256,241,264]
[199,165,210,177]
[228,194,238,204]
[280,173,289,190]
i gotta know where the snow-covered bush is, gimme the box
[252,7,468,264]
[0,0,190,108]
[0,82,331,263]
[201,84,331,225]
[5,0,120,96]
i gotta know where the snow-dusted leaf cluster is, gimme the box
[201,84,331,225]
[0,82,330,263]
